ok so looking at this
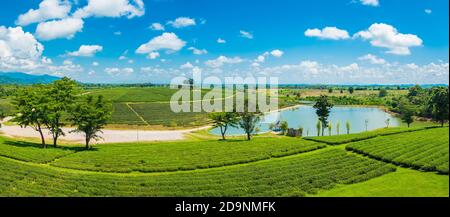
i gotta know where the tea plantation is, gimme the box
[0,126,448,196]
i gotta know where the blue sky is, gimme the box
[0,0,448,84]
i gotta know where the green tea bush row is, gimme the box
[0,149,395,196]
[346,127,449,174]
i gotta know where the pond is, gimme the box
[209,105,400,136]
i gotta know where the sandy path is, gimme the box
[0,124,210,144]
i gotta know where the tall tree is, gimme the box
[238,100,261,140]
[70,95,112,149]
[336,121,341,135]
[430,87,449,127]
[346,121,350,135]
[208,112,239,140]
[348,87,354,94]
[316,120,321,136]
[280,121,289,135]
[399,100,417,127]
[313,95,334,136]
[12,85,49,147]
[46,77,79,147]
[327,122,332,136]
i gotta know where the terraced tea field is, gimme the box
[50,137,325,172]
[0,126,448,196]
[304,126,436,145]
[0,149,395,196]
[346,127,449,174]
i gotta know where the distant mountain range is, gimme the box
[0,72,60,85]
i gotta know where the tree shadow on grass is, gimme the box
[2,140,87,152]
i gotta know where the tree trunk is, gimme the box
[407,123,410,128]
[441,120,444,127]
[247,133,251,140]
[37,124,46,148]
[53,134,58,147]
[85,137,90,149]
[220,126,226,140]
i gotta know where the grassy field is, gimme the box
[316,168,449,197]
[0,126,448,196]
[347,127,449,174]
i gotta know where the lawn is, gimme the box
[50,137,326,172]
[316,168,449,197]
[346,127,449,174]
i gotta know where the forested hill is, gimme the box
[0,72,60,85]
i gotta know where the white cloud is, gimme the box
[359,0,379,7]
[114,31,122,35]
[358,54,386,65]
[136,32,186,56]
[150,22,165,31]
[188,47,208,55]
[425,9,432,14]
[217,38,226,44]
[251,60,449,85]
[73,0,145,19]
[0,26,84,76]
[0,26,44,71]
[105,67,134,76]
[35,17,84,40]
[147,52,160,59]
[305,27,350,40]
[354,23,423,55]
[240,30,254,39]
[16,0,72,26]
[205,56,243,68]
[270,49,284,58]
[92,61,99,66]
[167,17,196,28]
[68,45,103,57]
[180,62,194,69]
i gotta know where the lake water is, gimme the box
[209,105,400,136]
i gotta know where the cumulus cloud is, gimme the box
[305,27,350,40]
[354,23,423,55]
[73,0,145,19]
[167,17,196,28]
[425,9,432,14]
[359,0,379,7]
[0,26,44,71]
[250,60,449,85]
[105,67,134,76]
[240,30,254,39]
[217,38,226,43]
[188,47,208,55]
[68,45,103,57]
[136,33,186,57]
[147,52,160,59]
[180,62,194,69]
[92,61,99,66]
[358,54,386,65]
[150,22,165,31]
[270,49,284,58]
[16,0,72,26]
[205,56,243,68]
[35,17,84,40]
